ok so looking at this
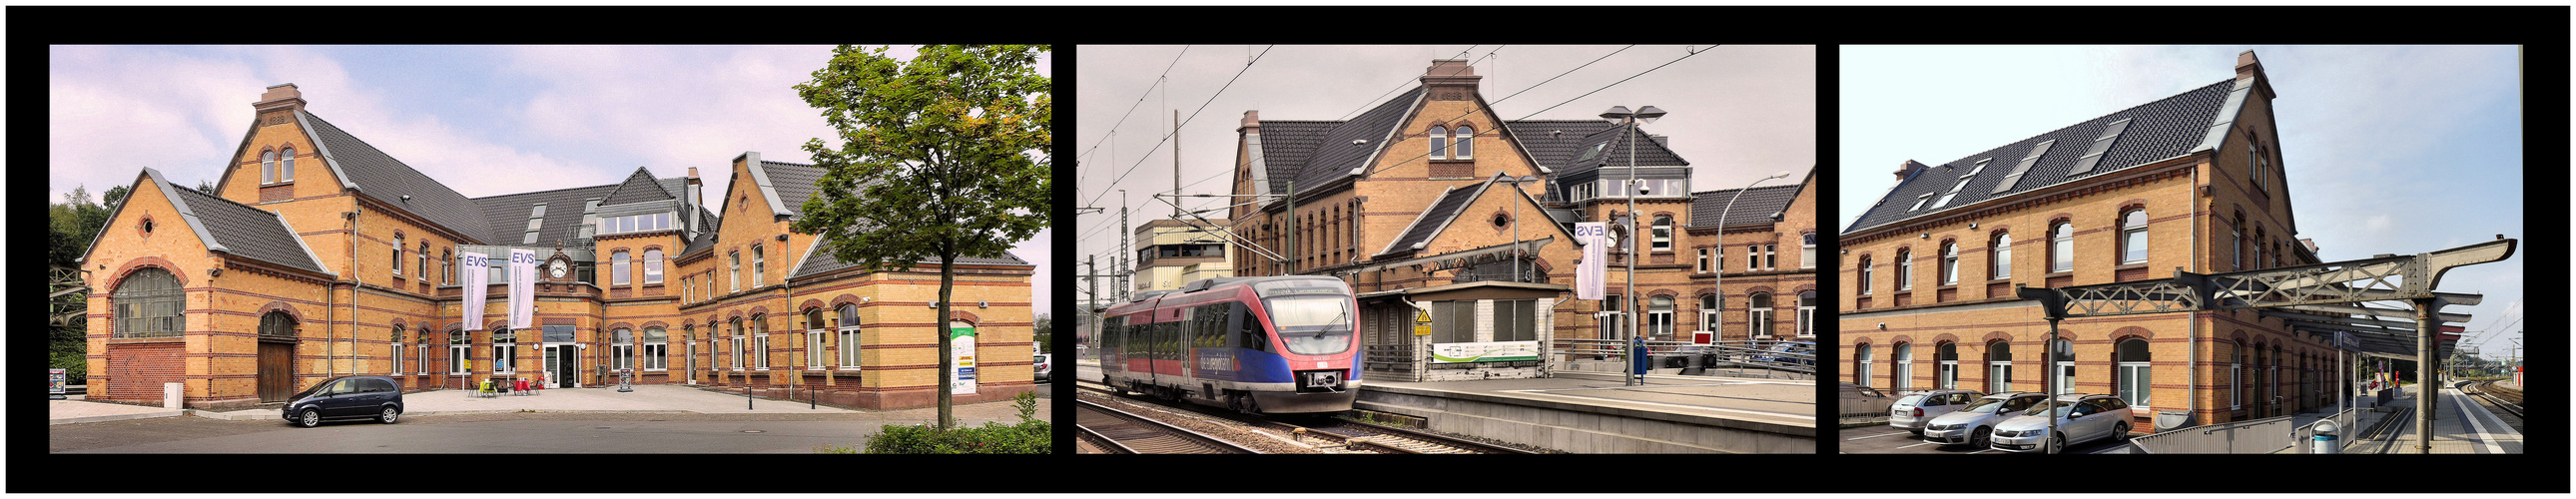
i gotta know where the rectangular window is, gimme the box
[1801,234,1816,269]
[392,342,404,375]
[754,334,770,370]
[1695,249,1710,273]
[494,343,515,374]
[729,252,742,291]
[731,335,744,370]
[1764,245,1776,270]
[612,251,630,285]
[2121,363,2153,407]
[449,345,469,374]
[752,247,766,287]
[841,328,864,368]
[418,343,430,375]
[1908,194,1932,212]
[643,250,663,284]
[643,343,667,370]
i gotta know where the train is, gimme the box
[1096,275,1361,414]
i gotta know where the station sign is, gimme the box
[1430,341,1541,363]
[1575,223,1606,300]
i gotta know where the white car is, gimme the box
[1033,353,1052,382]
[1989,394,2136,453]
[1920,391,2048,448]
[1889,389,1983,435]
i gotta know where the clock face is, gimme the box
[548,260,568,278]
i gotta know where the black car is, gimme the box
[282,375,404,427]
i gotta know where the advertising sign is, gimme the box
[507,250,536,330]
[460,252,489,330]
[1430,340,1542,363]
[50,368,67,399]
[1575,222,1606,300]
[951,324,977,395]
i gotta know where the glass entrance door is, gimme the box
[544,345,579,388]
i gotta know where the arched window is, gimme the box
[1939,242,1959,285]
[113,267,184,338]
[1854,343,1874,385]
[2119,337,2153,406]
[391,235,404,276]
[416,327,431,375]
[2052,337,2075,395]
[442,250,455,284]
[1937,342,1959,389]
[1894,343,1914,391]
[1651,216,1672,251]
[280,146,295,182]
[2230,341,2245,409]
[261,311,296,337]
[612,250,631,286]
[1987,340,2014,393]
[837,303,863,368]
[1747,292,1773,338]
[1992,233,2013,279]
[417,242,430,282]
[1647,295,1674,340]
[261,150,278,184]
[2120,210,2150,264]
[1896,249,1913,290]
[644,250,664,284]
[1796,290,1816,337]
[390,324,404,375]
[1453,125,1474,158]
[1698,294,1719,333]
[1429,125,1450,159]
[2051,222,2075,272]
[751,314,769,370]
[1859,255,1873,294]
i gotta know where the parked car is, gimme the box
[282,375,404,428]
[1989,393,2137,452]
[1033,353,1052,382]
[1920,391,2050,448]
[1839,382,1896,418]
[1889,388,1985,435]
[1753,341,1816,366]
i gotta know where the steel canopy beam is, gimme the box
[2018,239,2515,318]
[2275,303,2469,324]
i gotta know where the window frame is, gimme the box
[1938,241,1959,285]
[2051,222,2075,273]
[112,267,186,338]
[1992,233,2013,279]
[1896,249,1913,290]
[2120,210,2150,264]
[612,250,631,286]
[1452,125,1474,159]
[1747,292,1773,339]
[1429,125,1450,159]
[1650,216,1673,251]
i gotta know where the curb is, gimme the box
[50,410,188,425]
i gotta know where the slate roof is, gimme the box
[1378,173,1540,256]
[157,171,333,274]
[1843,79,2238,236]
[790,244,1031,278]
[1688,183,1803,228]
[759,161,826,216]
[1504,120,1616,168]
[1248,89,1694,199]
[301,111,489,244]
[470,183,620,248]
[1250,120,1336,195]
[1551,121,1689,175]
[1284,87,1425,195]
[599,167,675,207]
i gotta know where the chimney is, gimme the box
[1238,110,1260,134]
[1422,59,1481,101]
[686,166,704,238]
[1895,160,1928,184]
[254,83,306,119]
[2300,238,2318,253]
[2237,50,2277,99]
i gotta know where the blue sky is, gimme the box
[1839,46,2526,362]
[48,45,1057,313]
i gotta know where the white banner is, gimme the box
[1431,340,1543,363]
[460,252,488,331]
[1575,222,1606,300]
[509,249,536,330]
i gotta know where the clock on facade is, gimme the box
[548,259,569,279]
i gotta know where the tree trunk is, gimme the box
[937,250,957,430]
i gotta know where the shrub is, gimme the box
[836,391,1050,454]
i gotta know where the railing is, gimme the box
[1364,344,1416,372]
[2127,406,2366,454]
[1551,338,1815,377]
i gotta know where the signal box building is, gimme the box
[77,84,1035,410]
[1837,52,2335,431]
[1220,59,1816,382]
[1132,218,1235,293]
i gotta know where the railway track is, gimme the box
[2466,379,2523,421]
[1075,399,1261,454]
[1077,380,1542,454]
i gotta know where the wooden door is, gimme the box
[259,342,294,402]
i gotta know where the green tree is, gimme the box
[792,45,1049,429]
[1032,313,1052,354]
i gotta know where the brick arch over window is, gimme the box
[605,322,636,334]
[253,301,307,324]
[110,256,189,289]
[1887,335,1916,346]
[640,321,670,331]
[1929,333,1962,345]
[1790,283,1816,294]
[1645,288,1681,299]
[1978,330,2015,343]
[949,310,981,325]
[725,309,745,321]
[1985,225,2015,240]
[681,318,697,328]
[746,305,771,318]
[1742,285,1777,297]
[2110,325,2156,341]
[799,298,828,312]
[485,320,511,331]
[829,293,865,310]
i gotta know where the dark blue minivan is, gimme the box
[283,375,404,428]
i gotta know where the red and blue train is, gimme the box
[1096,275,1360,414]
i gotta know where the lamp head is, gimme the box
[1600,106,1633,123]
[1634,105,1666,124]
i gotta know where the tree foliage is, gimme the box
[792,45,1050,429]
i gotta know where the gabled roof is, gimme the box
[1843,78,2238,236]
[1248,120,1336,195]
[1284,86,1425,195]
[1689,183,1803,229]
[598,167,675,207]
[95,168,333,275]
[759,161,826,217]
[470,183,620,248]
[1504,120,1618,169]
[1552,121,1689,175]
[301,111,487,244]
[1377,172,1547,256]
[1249,88,1698,200]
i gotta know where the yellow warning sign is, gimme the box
[1414,309,1433,336]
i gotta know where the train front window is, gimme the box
[1264,295,1353,355]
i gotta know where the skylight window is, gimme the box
[1931,159,1990,210]
[2066,118,2132,176]
[1908,193,1933,212]
[1988,140,2055,195]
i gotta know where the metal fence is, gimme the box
[1552,338,1814,377]
[2128,407,2367,454]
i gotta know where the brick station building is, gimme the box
[76,84,1035,410]
[1220,59,1816,381]
[1838,52,2339,431]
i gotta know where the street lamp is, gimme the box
[1714,171,1793,343]
[1498,173,1545,283]
[1603,105,1663,386]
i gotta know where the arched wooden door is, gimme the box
[258,311,298,402]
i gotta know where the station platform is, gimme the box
[2259,382,2519,454]
[1355,370,1814,453]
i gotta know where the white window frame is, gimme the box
[644,250,663,284]
[1859,255,1873,295]
[417,342,430,375]
[281,147,295,182]
[644,328,667,371]
[1453,125,1474,159]
[1697,294,1719,334]
[1896,250,1913,290]
[1993,233,2013,279]
[839,304,864,368]
[1646,295,1674,339]
[1763,244,1776,270]
[752,317,769,371]
[1795,291,1815,338]
[1988,341,2012,393]
[1939,242,1958,285]
[392,341,404,375]
[494,339,516,375]
[752,246,766,287]
[2052,222,2075,273]
[262,150,278,184]
[1855,344,1875,385]
[1937,343,1959,390]
[1430,125,1449,159]
[2121,210,2150,264]
[392,236,403,276]
[1695,248,1710,273]
[449,345,470,374]
[1747,292,1772,339]
[612,250,630,286]
[1800,233,1816,269]
[1894,343,1914,392]
[730,324,745,371]
[729,252,742,292]
[2119,338,2153,409]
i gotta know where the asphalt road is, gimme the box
[52,411,1020,454]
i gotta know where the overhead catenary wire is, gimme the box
[1074,45,1190,186]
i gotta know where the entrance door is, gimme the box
[687,342,698,384]
[544,345,578,388]
[259,341,295,402]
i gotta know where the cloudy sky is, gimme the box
[48,45,1056,313]
[1840,45,2527,361]
[1073,44,1817,304]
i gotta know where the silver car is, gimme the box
[1989,394,2136,453]
[1840,383,1896,418]
[1889,388,1983,435]
[1920,391,2048,448]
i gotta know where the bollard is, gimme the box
[2312,419,2340,454]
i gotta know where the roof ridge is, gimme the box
[1932,78,2235,170]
